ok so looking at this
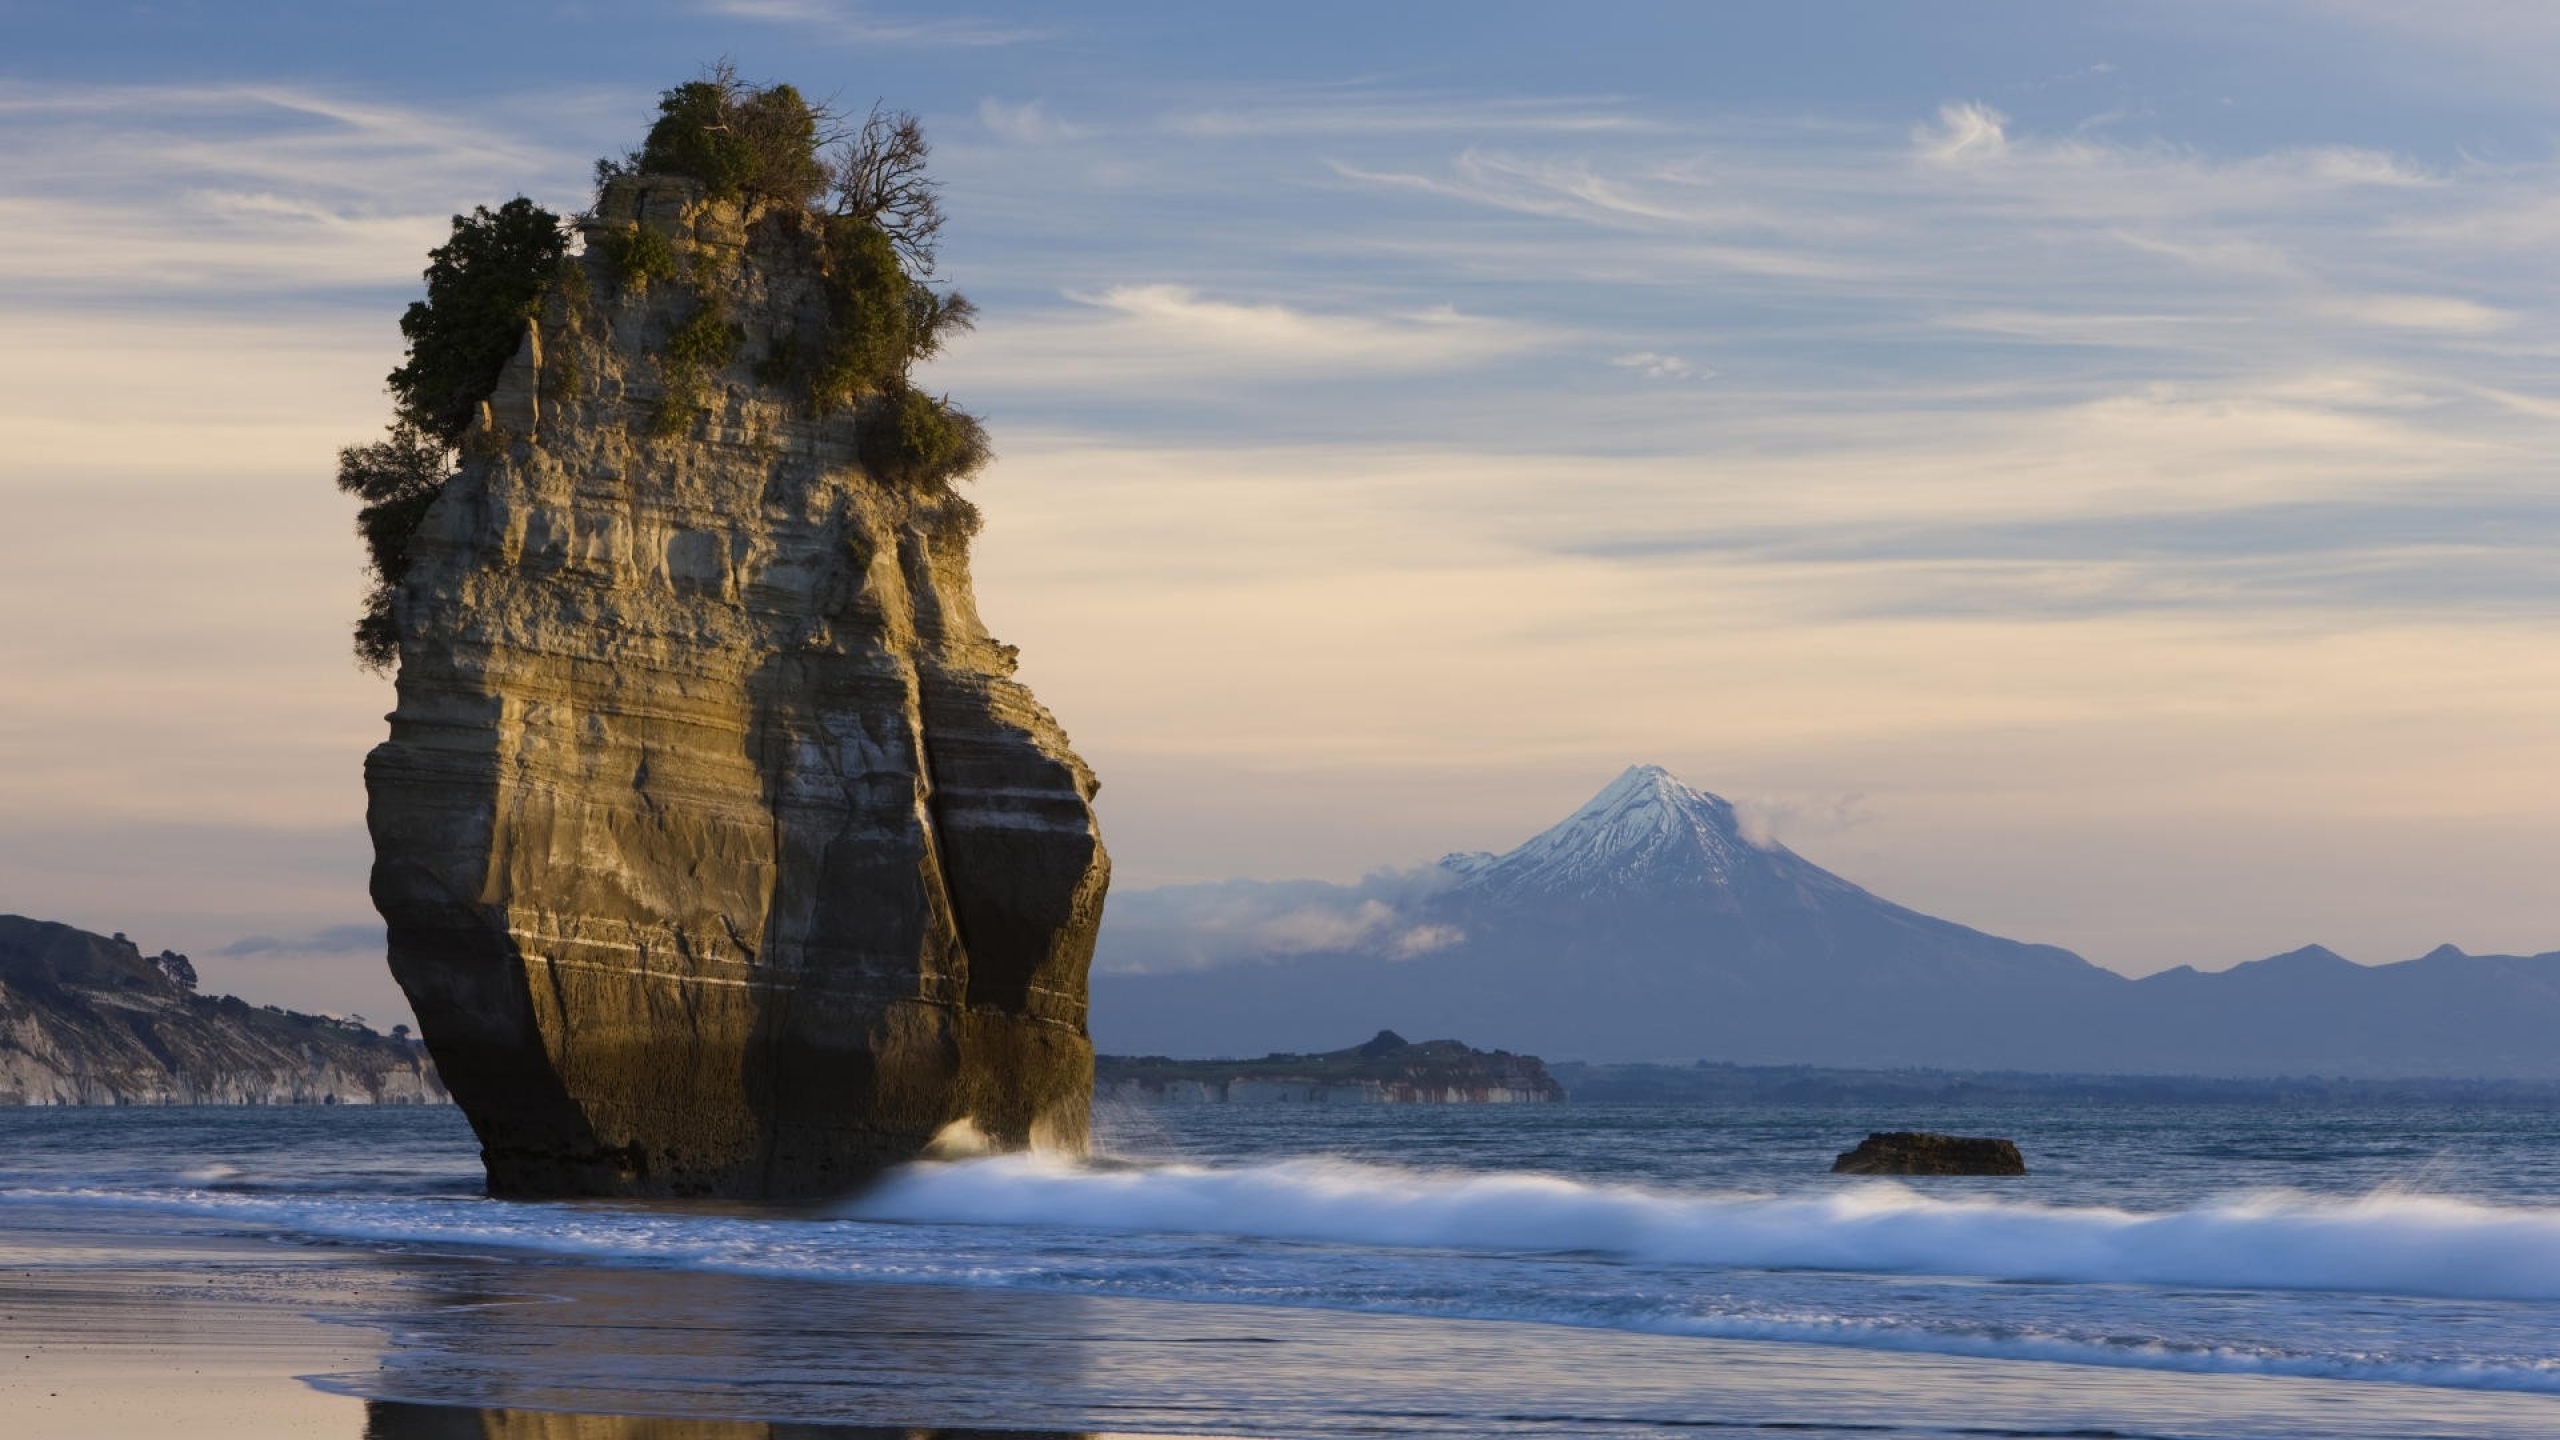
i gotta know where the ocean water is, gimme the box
[8,1099,2560,1437]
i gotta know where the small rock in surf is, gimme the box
[1832,1131,2026,1175]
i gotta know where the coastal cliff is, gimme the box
[0,916,442,1105]
[362,99,1106,1198]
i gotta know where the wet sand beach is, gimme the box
[14,1189,2560,1439]
[0,1215,377,1438]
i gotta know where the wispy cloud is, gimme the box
[1301,95,2549,391]
[1915,101,2011,165]
[1610,351,1700,380]
[0,81,594,306]
[941,284,1553,387]
[979,97,1089,144]
[1096,870,1463,973]
[1082,284,1537,366]
[2325,293,2513,334]
[221,924,384,958]
[689,0,1045,46]
[1161,92,1654,139]
[1329,150,1789,233]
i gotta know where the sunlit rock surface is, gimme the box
[366,177,1108,1199]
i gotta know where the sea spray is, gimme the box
[15,1116,2560,1400]
[851,1152,2560,1303]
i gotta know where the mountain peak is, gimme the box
[1576,761,1717,809]
[2240,944,2357,975]
[1449,764,1766,902]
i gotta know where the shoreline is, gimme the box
[0,1208,380,1438]
[0,1201,1230,1439]
[14,1192,2560,1438]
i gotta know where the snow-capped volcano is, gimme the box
[1444,764,1880,916]
[1093,766,2560,1075]
[1096,762,2115,1063]
[1446,764,1768,901]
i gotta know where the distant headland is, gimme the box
[1099,1030,1563,1105]
[0,915,441,1105]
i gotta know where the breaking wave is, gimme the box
[16,1152,2560,1395]
[852,1153,2560,1302]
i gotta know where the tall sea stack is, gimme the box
[362,150,1108,1198]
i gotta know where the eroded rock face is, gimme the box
[365,177,1108,1199]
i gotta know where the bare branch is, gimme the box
[831,103,945,274]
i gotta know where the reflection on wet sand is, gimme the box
[345,1255,2560,1440]
[363,1398,1106,1439]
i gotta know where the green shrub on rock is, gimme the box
[595,223,678,295]
[810,218,913,411]
[335,423,453,671]
[387,198,567,444]
[752,336,799,389]
[863,384,990,488]
[542,349,581,402]
[808,217,978,414]
[629,65,830,208]
[665,294,743,372]
[649,292,743,438]
[340,197,563,669]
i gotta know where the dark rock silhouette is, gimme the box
[1099,1031,1562,1104]
[1832,1131,2026,1175]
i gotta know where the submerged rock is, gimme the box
[1831,1131,2026,1175]
[366,177,1108,1199]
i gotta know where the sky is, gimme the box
[2,1,2557,1025]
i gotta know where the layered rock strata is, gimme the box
[365,177,1108,1199]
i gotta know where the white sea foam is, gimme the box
[852,1153,2560,1303]
[15,1153,2560,1395]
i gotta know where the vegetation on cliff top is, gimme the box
[339,197,568,668]
[388,197,570,444]
[627,72,831,208]
[336,64,987,673]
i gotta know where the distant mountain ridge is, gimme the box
[1092,766,2560,1077]
[0,914,444,1104]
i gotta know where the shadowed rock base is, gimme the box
[366,176,1107,1200]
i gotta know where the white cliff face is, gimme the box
[365,177,1108,1199]
[0,917,443,1106]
